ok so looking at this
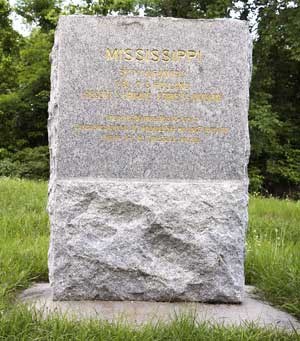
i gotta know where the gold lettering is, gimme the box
[179,137,200,143]
[177,50,186,60]
[103,134,122,141]
[187,50,196,61]
[150,49,159,62]
[124,48,133,61]
[116,80,130,89]
[162,49,171,62]
[105,48,119,61]
[145,49,151,62]
[121,92,151,101]
[197,50,202,61]
[82,90,112,100]
[105,48,202,63]
[150,136,177,143]
[158,92,188,101]
[119,68,185,78]
[171,50,178,62]
[190,93,223,102]
[136,49,145,61]
[106,114,197,123]
[76,124,228,135]
[119,68,130,77]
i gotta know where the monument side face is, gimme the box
[48,16,252,302]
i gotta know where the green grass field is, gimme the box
[0,178,299,340]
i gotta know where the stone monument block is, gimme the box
[48,16,252,302]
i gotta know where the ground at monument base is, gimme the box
[20,283,300,332]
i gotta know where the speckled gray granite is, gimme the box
[48,15,252,180]
[48,180,248,301]
[48,16,252,302]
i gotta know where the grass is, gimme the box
[0,177,299,340]
[0,310,298,340]
[0,178,48,310]
[246,197,300,317]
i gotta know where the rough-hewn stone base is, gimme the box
[48,179,248,302]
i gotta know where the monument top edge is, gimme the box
[57,14,249,27]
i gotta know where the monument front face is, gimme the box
[48,16,252,302]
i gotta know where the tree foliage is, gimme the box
[66,0,138,16]
[15,0,61,31]
[246,1,300,196]
[0,0,21,94]
[0,0,299,198]
[0,29,52,149]
[142,0,233,18]
[0,0,52,176]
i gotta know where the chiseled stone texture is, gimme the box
[48,16,252,302]
[48,180,248,302]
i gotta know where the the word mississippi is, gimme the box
[105,48,202,63]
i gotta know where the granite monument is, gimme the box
[48,16,252,302]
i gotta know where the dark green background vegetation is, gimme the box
[0,0,299,198]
